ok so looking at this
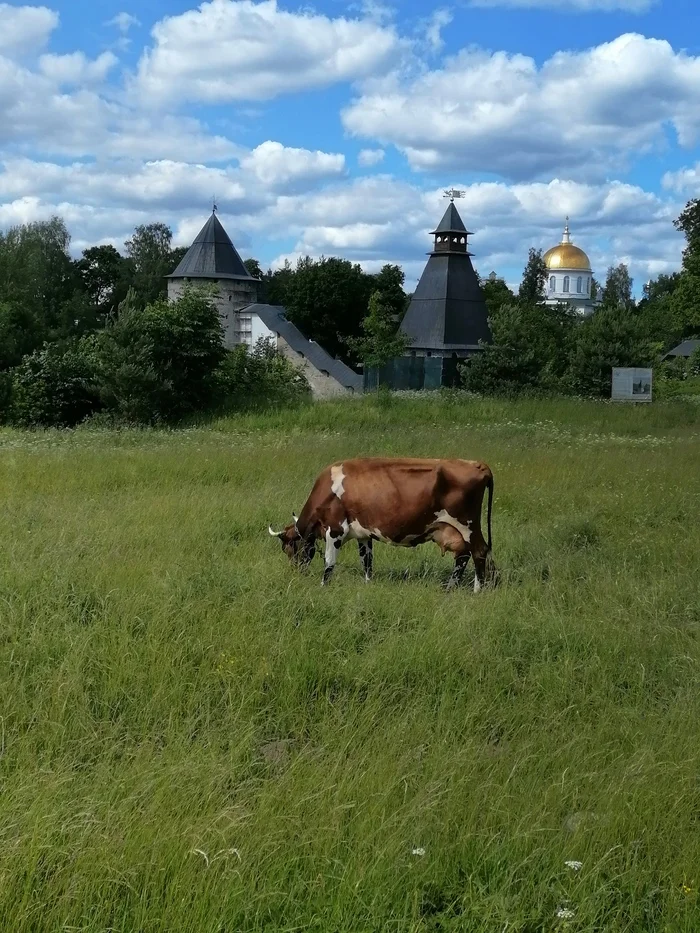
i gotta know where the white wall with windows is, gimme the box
[545,269,596,316]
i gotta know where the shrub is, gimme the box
[94,287,226,424]
[214,338,310,410]
[9,338,101,427]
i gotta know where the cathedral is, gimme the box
[543,219,599,317]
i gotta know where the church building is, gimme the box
[167,210,362,398]
[366,193,492,390]
[543,219,599,316]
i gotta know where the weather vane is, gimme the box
[212,195,218,213]
[444,188,465,202]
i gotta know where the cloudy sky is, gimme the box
[1,0,699,292]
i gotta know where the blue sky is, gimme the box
[1,0,699,293]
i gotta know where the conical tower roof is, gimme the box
[400,201,491,351]
[167,212,257,281]
[431,202,471,236]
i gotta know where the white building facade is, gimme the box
[543,220,599,317]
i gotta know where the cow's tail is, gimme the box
[486,473,494,554]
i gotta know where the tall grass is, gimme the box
[0,394,699,931]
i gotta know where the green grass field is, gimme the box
[1,393,700,932]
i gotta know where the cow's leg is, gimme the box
[358,538,373,582]
[470,528,489,593]
[322,526,345,586]
[446,552,470,591]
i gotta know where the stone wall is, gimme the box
[277,336,355,399]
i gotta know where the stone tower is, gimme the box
[166,210,259,347]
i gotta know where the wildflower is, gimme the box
[565,860,583,871]
[412,847,426,857]
[681,882,694,896]
[556,907,575,920]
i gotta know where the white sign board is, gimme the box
[611,367,653,402]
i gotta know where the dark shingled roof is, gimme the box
[167,212,256,281]
[664,339,700,359]
[400,203,491,351]
[246,304,363,392]
[431,202,470,236]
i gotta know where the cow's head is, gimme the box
[268,515,316,567]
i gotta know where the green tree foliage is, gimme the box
[124,223,177,308]
[9,338,101,427]
[372,264,408,320]
[243,258,264,280]
[566,307,654,396]
[76,245,132,323]
[0,217,82,342]
[0,301,46,371]
[265,256,375,363]
[462,301,576,395]
[481,275,515,316]
[601,263,634,310]
[347,290,412,370]
[93,287,226,423]
[518,248,548,304]
[215,337,310,409]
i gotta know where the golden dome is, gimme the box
[544,220,591,271]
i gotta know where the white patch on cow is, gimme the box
[348,519,371,540]
[474,576,482,593]
[434,510,472,543]
[372,528,394,545]
[324,527,338,569]
[331,465,346,499]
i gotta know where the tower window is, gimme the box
[563,276,570,293]
[549,276,556,292]
[460,237,465,244]
[577,276,582,293]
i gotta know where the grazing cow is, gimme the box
[268,457,495,591]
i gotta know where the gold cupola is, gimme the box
[544,219,591,271]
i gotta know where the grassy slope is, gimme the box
[1,394,699,932]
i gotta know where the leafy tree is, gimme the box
[215,337,310,409]
[347,290,412,371]
[94,286,226,423]
[9,337,101,427]
[461,301,575,395]
[0,301,46,371]
[601,263,634,310]
[243,258,264,279]
[125,222,175,308]
[0,217,79,339]
[675,198,700,276]
[482,275,515,316]
[372,264,408,320]
[518,248,548,304]
[566,306,654,397]
[76,245,132,322]
[269,256,375,363]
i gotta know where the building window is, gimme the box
[234,313,254,347]
[563,276,570,293]
[577,276,582,293]
[549,276,556,292]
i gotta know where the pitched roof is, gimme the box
[431,202,470,236]
[167,212,256,281]
[400,253,491,351]
[664,339,700,359]
[245,304,363,392]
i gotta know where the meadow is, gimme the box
[1,392,700,932]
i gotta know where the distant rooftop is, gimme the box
[167,211,257,282]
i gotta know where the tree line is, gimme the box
[464,199,700,398]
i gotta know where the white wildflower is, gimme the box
[412,847,426,857]
[556,907,575,920]
[565,860,583,871]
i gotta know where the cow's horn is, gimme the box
[268,525,283,537]
[293,514,299,525]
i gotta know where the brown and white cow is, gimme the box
[268,457,495,591]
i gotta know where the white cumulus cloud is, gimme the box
[343,33,700,181]
[470,0,654,9]
[38,51,118,85]
[239,141,345,189]
[358,148,385,167]
[135,0,403,104]
[0,3,58,56]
